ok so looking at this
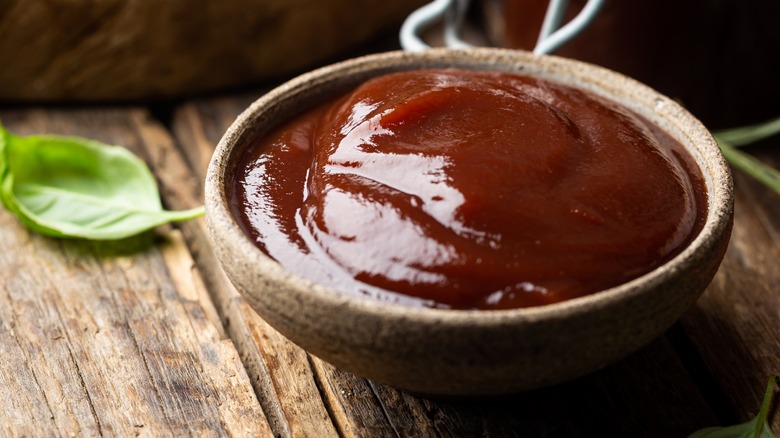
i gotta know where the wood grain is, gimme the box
[0,110,271,436]
[147,106,339,436]
[309,338,721,437]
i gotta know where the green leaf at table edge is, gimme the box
[0,122,204,240]
[688,376,778,438]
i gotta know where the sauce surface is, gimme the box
[230,69,707,310]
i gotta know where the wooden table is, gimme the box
[1,67,778,437]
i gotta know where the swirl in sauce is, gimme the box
[231,69,707,310]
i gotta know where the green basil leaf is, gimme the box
[688,419,773,438]
[688,376,778,438]
[0,123,203,240]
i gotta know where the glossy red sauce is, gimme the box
[230,69,707,310]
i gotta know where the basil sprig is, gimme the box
[713,116,780,196]
[0,123,203,240]
[689,376,778,438]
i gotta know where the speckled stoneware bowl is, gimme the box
[205,48,733,396]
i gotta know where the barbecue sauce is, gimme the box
[230,69,707,310]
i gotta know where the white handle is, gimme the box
[399,0,605,55]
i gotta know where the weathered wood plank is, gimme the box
[171,94,726,437]
[0,109,271,436]
[310,336,720,437]
[151,106,340,437]
[0,229,101,435]
[680,140,780,429]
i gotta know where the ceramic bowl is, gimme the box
[205,48,733,396]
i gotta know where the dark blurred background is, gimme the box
[2,0,777,129]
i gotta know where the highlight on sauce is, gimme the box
[230,69,707,310]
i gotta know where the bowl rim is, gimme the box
[205,47,734,326]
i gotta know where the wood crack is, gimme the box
[125,319,177,437]
[3,284,58,427]
[367,380,402,438]
[307,354,345,438]
[66,343,102,437]
[46,264,104,437]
